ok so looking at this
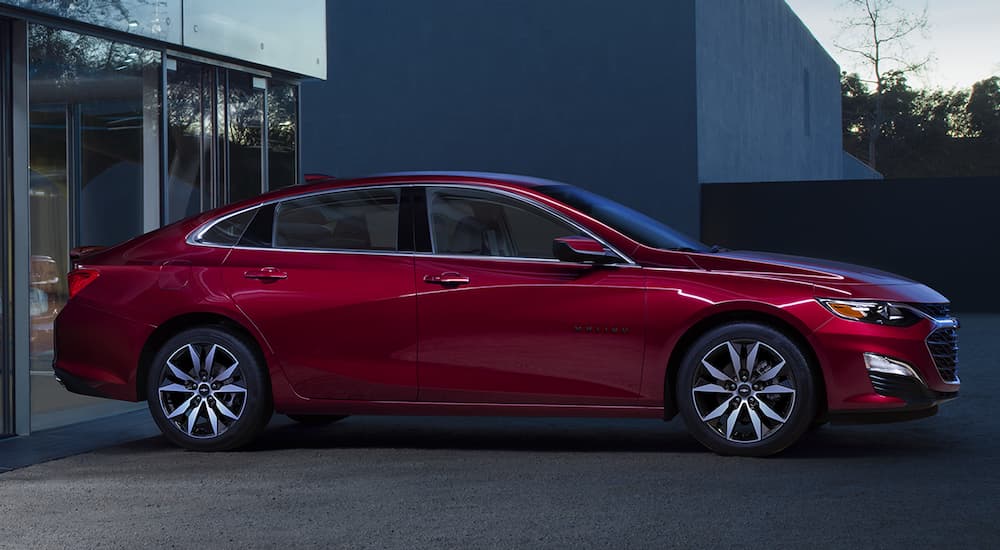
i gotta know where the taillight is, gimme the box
[67,269,100,299]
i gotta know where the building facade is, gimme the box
[300,0,844,237]
[0,1,327,436]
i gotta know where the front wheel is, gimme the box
[146,327,272,451]
[676,323,817,457]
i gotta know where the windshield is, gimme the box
[535,184,711,253]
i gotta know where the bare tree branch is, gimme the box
[833,0,932,170]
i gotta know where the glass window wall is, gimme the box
[227,72,264,203]
[14,23,299,432]
[165,60,213,224]
[27,24,160,429]
[268,82,298,190]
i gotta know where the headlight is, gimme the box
[817,299,921,327]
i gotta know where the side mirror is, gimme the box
[553,236,619,265]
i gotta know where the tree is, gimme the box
[838,72,997,178]
[967,76,1000,142]
[841,72,872,162]
[835,0,930,171]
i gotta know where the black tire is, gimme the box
[146,327,272,451]
[287,414,349,426]
[675,322,818,457]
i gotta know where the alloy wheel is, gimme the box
[157,343,248,439]
[691,339,797,443]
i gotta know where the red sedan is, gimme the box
[54,172,959,456]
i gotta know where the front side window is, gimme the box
[534,184,709,252]
[273,189,400,251]
[427,188,583,259]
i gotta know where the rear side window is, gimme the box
[273,188,400,251]
[194,208,258,246]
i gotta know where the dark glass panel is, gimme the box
[267,81,298,190]
[227,71,263,203]
[166,60,210,224]
[79,100,146,246]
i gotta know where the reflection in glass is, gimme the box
[28,108,69,385]
[166,60,212,223]
[28,24,160,429]
[0,0,180,42]
[268,82,298,189]
[227,71,264,203]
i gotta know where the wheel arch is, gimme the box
[662,308,827,421]
[136,312,268,401]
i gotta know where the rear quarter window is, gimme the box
[194,208,258,246]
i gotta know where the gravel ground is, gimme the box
[1,314,997,549]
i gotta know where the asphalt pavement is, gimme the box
[1,314,997,549]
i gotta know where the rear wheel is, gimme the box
[146,327,272,451]
[287,414,348,426]
[676,323,817,457]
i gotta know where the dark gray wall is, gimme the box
[301,0,701,234]
[702,178,999,312]
[695,0,842,183]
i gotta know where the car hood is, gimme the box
[642,249,948,304]
[700,250,920,285]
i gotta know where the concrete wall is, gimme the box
[695,0,843,183]
[843,151,883,180]
[702,177,999,312]
[301,0,701,234]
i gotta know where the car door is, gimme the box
[223,186,418,401]
[415,186,646,405]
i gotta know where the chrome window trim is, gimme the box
[186,182,637,266]
[186,184,405,249]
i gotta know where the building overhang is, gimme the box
[0,0,327,79]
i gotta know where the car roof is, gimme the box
[311,171,569,190]
[204,171,571,224]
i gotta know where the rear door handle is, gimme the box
[423,272,470,287]
[244,267,288,281]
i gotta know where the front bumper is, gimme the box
[828,371,958,424]
[810,310,960,414]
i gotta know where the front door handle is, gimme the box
[244,267,288,281]
[423,272,471,287]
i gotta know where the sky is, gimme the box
[784,0,1000,90]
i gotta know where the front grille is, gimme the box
[927,327,959,383]
[911,303,951,319]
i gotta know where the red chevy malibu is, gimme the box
[54,172,959,456]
